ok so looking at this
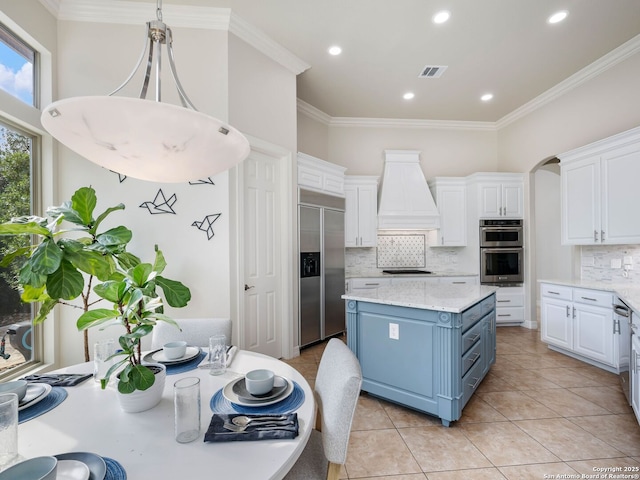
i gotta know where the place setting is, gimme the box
[205,368,303,442]
[0,379,68,424]
[142,341,206,375]
[0,452,126,480]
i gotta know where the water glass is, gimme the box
[0,393,18,471]
[208,334,227,376]
[174,377,200,443]
[93,339,115,384]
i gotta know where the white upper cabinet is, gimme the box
[559,126,640,245]
[297,152,346,197]
[344,176,378,247]
[428,178,466,246]
[468,173,524,219]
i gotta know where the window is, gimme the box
[0,21,40,376]
[0,122,34,374]
[0,22,35,106]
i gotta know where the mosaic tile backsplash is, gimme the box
[345,231,463,276]
[580,244,640,284]
[376,235,426,268]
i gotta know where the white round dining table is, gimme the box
[17,350,315,480]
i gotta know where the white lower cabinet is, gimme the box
[632,332,640,423]
[495,286,524,324]
[540,282,619,371]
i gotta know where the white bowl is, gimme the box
[0,456,57,480]
[245,369,275,396]
[0,380,28,402]
[163,341,187,360]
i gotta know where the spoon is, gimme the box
[231,415,288,427]
[224,421,293,432]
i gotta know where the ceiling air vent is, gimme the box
[418,65,448,78]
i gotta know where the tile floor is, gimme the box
[284,327,640,479]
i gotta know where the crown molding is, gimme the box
[229,12,310,75]
[496,33,640,130]
[330,116,496,131]
[49,0,308,74]
[297,99,332,125]
[38,0,60,17]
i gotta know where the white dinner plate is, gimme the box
[18,383,52,411]
[54,452,106,480]
[56,460,90,480]
[223,376,293,407]
[143,346,201,365]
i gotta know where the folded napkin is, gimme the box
[22,373,93,387]
[204,413,298,443]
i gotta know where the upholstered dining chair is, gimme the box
[150,317,232,349]
[285,338,362,480]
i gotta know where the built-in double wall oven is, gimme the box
[480,219,524,285]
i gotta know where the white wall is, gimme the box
[228,34,297,152]
[297,113,329,160]
[534,164,572,281]
[327,125,498,177]
[498,51,640,174]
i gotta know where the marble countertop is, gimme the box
[342,281,498,313]
[539,278,640,316]
[346,270,478,279]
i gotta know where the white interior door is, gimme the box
[243,151,282,358]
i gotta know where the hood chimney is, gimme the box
[377,150,440,230]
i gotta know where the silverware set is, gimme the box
[222,415,294,432]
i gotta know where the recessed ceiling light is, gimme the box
[403,92,415,100]
[481,93,493,102]
[433,10,451,24]
[328,45,342,56]
[548,10,568,24]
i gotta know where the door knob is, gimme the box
[244,284,255,291]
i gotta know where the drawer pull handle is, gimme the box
[547,291,560,295]
[468,377,482,389]
[364,283,380,286]
[581,296,597,301]
[468,352,480,364]
[467,334,481,343]
[498,314,511,317]
[452,281,466,284]
[497,300,511,303]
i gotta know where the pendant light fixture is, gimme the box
[41,0,250,183]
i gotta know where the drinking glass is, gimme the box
[0,393,18,471]
[93,339,115,384]
[174,377,200,443]
[208,334,227,376]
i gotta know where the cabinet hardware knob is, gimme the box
[566,305,570,317]
[594,230,598,242]
[601,230,605,241]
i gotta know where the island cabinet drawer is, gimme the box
[462,341,482,377]
[541,283,572,301]
[461,303,484,332]
[462,321,483,354]
[461,356,484,408]
[572,288,612,308]
[480,295,496,317]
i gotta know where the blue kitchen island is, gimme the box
[343,281,498,426]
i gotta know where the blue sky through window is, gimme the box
[0,41,33,105]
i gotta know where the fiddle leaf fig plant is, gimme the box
[77,245,190,393]
[0,186,191,394]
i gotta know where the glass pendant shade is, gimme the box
[40,1,250,183]
[41,96,250,183]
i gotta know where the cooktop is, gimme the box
[382,269,433,275]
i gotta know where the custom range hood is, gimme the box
[377,150,440,230]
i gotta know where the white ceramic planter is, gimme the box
[117,363,166,413]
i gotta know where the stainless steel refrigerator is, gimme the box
[298,189,345,348]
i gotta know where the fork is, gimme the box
[223,420,294,432]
